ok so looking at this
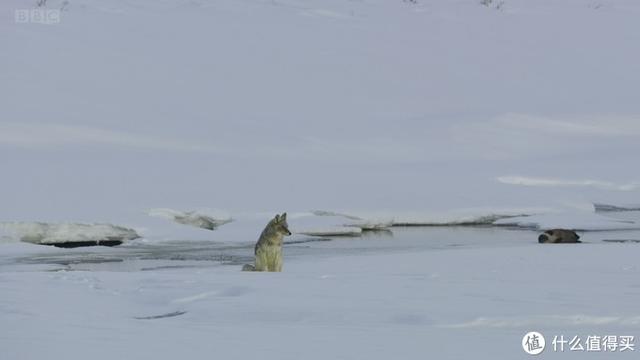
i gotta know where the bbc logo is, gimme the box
[15,9,61,24]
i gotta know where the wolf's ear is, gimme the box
[281,212,287,221]
[274,214,280,223]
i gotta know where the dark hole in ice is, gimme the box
[44,240,123,248]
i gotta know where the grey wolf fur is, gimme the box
[242,213,291,272]
[538,229,581,243]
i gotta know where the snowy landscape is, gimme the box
[2,0,640,358]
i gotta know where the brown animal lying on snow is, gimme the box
[538,229,581,243]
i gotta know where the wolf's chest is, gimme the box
[255,243,282,264]
[262,235,283,247]
[258,244,281,254]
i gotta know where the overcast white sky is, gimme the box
[1,0,639,222]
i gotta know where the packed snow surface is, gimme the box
[2,227,640,359]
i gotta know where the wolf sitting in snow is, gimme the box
[242,213,291,272]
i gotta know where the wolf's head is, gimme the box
[272,212,292,236]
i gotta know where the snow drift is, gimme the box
[147,208,233,231]
[594,203,640,212]
[0,222,140,246]
[494,212,640,231]
[312,209,542,227]
[296,227,363,237]
[311,210,393,230]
